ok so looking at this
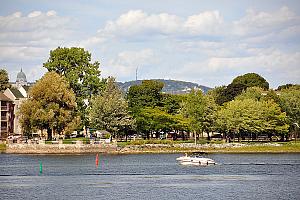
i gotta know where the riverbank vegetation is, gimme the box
[117,141,300,154]
[15,47,300,148]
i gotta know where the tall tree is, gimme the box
[277,84,300,91]
[161,93,185,114]
[278,86,300,127]
[18,72,78,139]
[136,107,175,139]
[216,98,289,141]
[182,90,218,140]
[127,80,164,111]
[235,87,265,101]
[89,78,134,137]
[202,95,218,140]
[181,90,206,138]
[43,47,104,130]
[232,73,269,90]
[216,73,269,105]
[0,69,11,91]
[216,83,247,105]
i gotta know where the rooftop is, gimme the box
[10,88,24,99]
[0,92,12,101]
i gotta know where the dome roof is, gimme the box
[16,68,27,83]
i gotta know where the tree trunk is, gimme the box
[207,131,211,141]
[173,132,177,141]
[47,128,52,140]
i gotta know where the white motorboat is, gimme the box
[176,153,191,162]
[177,152,216,165]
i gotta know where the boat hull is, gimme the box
[176,154,216,165]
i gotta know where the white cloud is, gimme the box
[1,6,299,88]
[233,6,299,37]
[99,10,182,37]
[176,49,300,87]
[184,10,224,35]
[46,10,57,17]
[0,10,72,63]
[0,46,47,62]
[0,10,74,82]
[94,9,225,40]
[28,11,42,18]
[103,49,155,79]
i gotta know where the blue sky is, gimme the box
[1,0,299,88]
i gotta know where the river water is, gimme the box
[0,153,299,200]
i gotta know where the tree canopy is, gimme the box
[127,80,164,110]
[216,97,289,141]
[216,73,269,105]
[278,86,300,127]
[43,47,104,129]
[232,73,269,90]
[89,77,134,135]
[0,69,11,91]
[18,72,78,139]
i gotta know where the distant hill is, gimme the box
[117,79,211,94]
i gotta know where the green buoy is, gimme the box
[39,161,43,174]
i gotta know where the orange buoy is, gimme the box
[95,153,99,167]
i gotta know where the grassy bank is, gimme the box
[214,142,300,153]
[118,141,300,154]
[3,140,300,154]
[117,139,224,147]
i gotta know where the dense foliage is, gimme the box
[89,78,134,137]
[0,69,11,91]
[216,73,269,105]
[16,47,298,142]
[18,72,78,139]
[232,73,269,90]
[43,47,104,129]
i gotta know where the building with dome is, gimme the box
[15,68,28,87]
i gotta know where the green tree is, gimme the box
[43,47,104,130]
[235,87,265,101]
[216,83,247,105]
[216,99,289,141]
[216,73,269,105]
[0,69,11,91]
[127,80,164,110]
[18,72,78,139]
[232,73,269,90]
[277,84,300,91]
[207,86,225,102]
[182,90,206,138]
[89,78,134,138]
[202,95,218,140]
[136,107,175,139]
[161,93,185,114]
[278,86,300,128]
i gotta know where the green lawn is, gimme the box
[117,140,300,153]
[208,142,300,153]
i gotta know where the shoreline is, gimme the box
[2,142,300,154]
